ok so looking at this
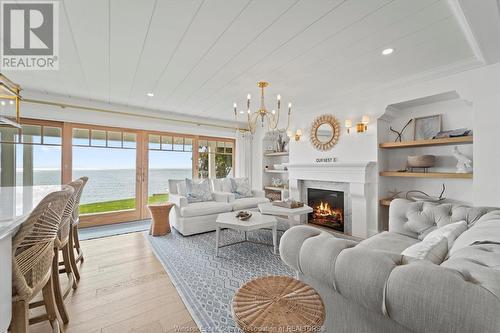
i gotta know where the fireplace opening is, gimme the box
[307,188,344,232]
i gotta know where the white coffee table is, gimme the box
[215,211,278,256]
[258,202,313,223]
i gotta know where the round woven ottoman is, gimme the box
[232,276,325,333]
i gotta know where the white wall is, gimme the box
[252,62,500,210]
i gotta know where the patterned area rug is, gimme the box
[145,222,295,333]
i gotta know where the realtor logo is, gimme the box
[1,1,59,70]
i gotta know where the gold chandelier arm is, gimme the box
[247,111,260,134]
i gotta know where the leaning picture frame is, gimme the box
[413,115,442,140]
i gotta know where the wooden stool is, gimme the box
[232,276,325,333]
[148,203,174,236]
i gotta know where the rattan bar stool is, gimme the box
[70,177,87,270]
[11,187,74,333]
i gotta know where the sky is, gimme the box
[14,145,192,170]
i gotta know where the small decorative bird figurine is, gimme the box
[452,146,472,173]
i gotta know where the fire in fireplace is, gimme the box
[307,188,344,232]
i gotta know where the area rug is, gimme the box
[145,222,295,333]
[79,219,150,240]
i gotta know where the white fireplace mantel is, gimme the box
[285,161,377,238]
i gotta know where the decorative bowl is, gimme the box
[407,155,436,168]
[236,211,252,221]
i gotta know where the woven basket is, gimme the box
[232,276,325,333]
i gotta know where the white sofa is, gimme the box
[168,179,270,236]
[211,178,269,211]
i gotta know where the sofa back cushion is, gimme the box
[449,212,500,256]
[230,177,252,199]
[389,199,493,239]
[185,178,213,203]
[212,178,233,193]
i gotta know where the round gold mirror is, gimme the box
[310,114,340,151]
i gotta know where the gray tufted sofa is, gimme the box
[280,199,500,333]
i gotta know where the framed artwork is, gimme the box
[413,115,442,140]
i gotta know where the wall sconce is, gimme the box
[287,129,302,141]
[345,120,352,134]
[345,116,370,134]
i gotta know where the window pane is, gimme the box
[173,137,183,151]
[91,130,106,147]
[123,132,136,148]
[107,131,122,148]
[198,152,209,179]
[148,150,192,204]
[149,134,160,150]
[184,138,193,152]
[72,128,89,146]
[43,127,62,145]
[225,141,233,154]
[199,140,208,153]
[22,125,42,144]
[73,147,136,214]
[215,154,233,178]
[161,136,172,151]
[0,126,19,143]
[216,141,225,154]
[15,145,62,186]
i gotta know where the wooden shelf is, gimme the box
[379,136,472,149]
[264,169,288,174]
[264,152,289,157]
[379,171,472,179]
[379,198,394,207]
[264,186,288,191]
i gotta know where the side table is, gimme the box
[148,203,174,236]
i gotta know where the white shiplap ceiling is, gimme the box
[4,0,495,122]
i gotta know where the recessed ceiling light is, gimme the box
[146,92,154,97]
[0,101,5,106]
[239,110,244,114]
[382,48,394,55]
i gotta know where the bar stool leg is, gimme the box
[68,224,80,284]
[61,243,76,296]
[42,274,64,333]
[73,224,84,264]
[11,300,29,333]
[52,248,69,324]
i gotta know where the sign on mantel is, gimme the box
[315,157,337,163]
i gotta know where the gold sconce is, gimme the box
[345,116,369,134]
[287,128,302,141]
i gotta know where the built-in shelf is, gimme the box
[264,169,288,174]
[264,151,289,157]
[379,136,473,149]
[264,186,288,191]
[379,198,394,207]
[379,171,473,179]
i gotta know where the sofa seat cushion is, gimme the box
[358,231,419,254]
[180,201,232,217]
[231,197,270,211]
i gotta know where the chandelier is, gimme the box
[233,81,291,134]
[0,73,21,129]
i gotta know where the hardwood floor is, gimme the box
[31,232,199,333]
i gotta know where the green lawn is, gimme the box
[80,193,169,214]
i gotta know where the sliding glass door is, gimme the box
[3,119,236,227]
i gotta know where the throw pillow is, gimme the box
[176,181,187,197]
[219,178,233,193]
[185,178,213,203]
[401,237,448,265]
[230,177,252,199]
[423,220,468,249]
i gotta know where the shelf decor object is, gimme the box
[309,114,340,151]
[233,81,292,134]
[413,114,442,140]
[0,74,22,129]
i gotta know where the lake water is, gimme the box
[16,169,192,204]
